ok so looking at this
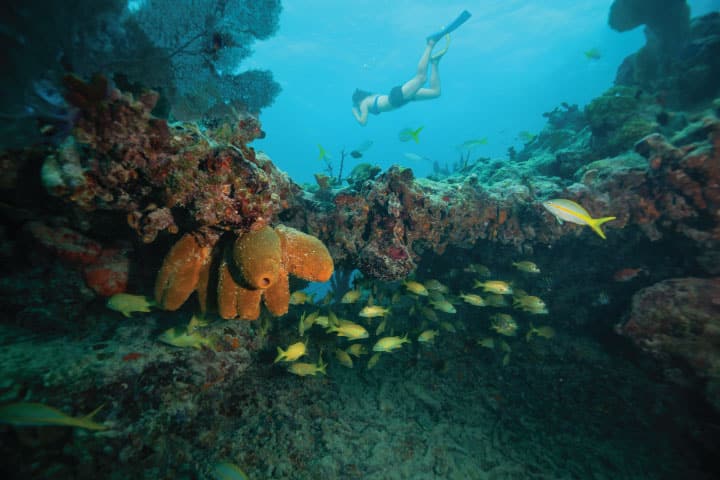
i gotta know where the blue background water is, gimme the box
[251,0,719,184]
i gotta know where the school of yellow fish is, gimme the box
[273,258,556,374]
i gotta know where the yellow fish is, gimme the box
[584,48,601,60]
[490,314,518,337]
[212,462,249,480]
[421,306,439,322]
[403,280,429,296]
[327,321,369,340]
[477,337,495,349]
[158,326,213,349]
[465,263,491,277]
[367,352,381,370]
[512,261,541,274]
[423,279,449,293]
[375,318,387,336]
[418,329,439,343]
[287,358,326,377]
[317,143,331,161]
[526,324,556,341]
[373,334,410,352]
[274,341,307,363]
[346,344,367,357]
[0,402,107,430]
[514,295,548,314]
[314,315,330,328]
[106,293,153,318]
[484,294,509,307]
[398,126,424,143]
[289,291,314,305]
[459,293,485,306]
[430,298,456,314]
[341,289,362,304]
[359,305,389,318]
[542,198,616,240]
[440,321,456,333]
[335,348,354,368]
[474,280,513,295]
[459,137,488,149]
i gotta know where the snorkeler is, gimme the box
[351,41,446,126]
[351,10,471,126]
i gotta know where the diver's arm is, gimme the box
[352,105,368,126]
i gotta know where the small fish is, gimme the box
[440,321,456,333]
[346,344,367,357]
[398,126,424,143]
[490,314,518,337]
[122,352,144,362]
[335,348,354,368]
[484,294,508,307]
[274,341,307,363]
[459,293,485,306]
[465,263,491,277]
[375,318,387,336]
[355,140,374,152]
[373,334,410,352]
[418,329,439,343]
[474,280,513,295]
[403,152,430,162]
[459,137,488,150]
[584,48,601,60]
[158,326,213,349]
[106,293,153,318]
[299,310,320,336]
[423,279,449,293]
[289,291,314,305]
[477,337,495,349]
[212,462,249,480]
[542,199,616,240]
[314,315,330,328]
[502,353,511,366]
[517,131,536,143]
[499,340,512,353]
[420,306,439,322]
[341,289,362,304]
[349,150,363,159]
[613,267,647,282]
[430,298,456,314]
[359,305,389,318]
[513,295,548,314]
[317,143,331,161]
[404,280,429,296]
[287,358,327,377]
[187,314,209,333]
[0,402,107,431]
[526,324,556,341]
[512,261,541,274]
[327,321,369,340]
[367,352,381,369]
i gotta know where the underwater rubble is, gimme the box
[1,5,720,480]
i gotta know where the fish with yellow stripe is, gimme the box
[542,198,616,240]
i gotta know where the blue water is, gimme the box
[252,0,718,183]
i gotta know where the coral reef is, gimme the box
[618,277,720,410]
[155,225,333,320]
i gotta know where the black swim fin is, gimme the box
[426,10,472,43]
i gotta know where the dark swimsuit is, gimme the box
[368,95,381,115]
[388,85,408,108]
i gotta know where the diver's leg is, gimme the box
[412,59,441,100]
[400,42,434,98]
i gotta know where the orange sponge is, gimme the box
[155,233,212,310]
[233,226,282,289]
[275,225,334,282]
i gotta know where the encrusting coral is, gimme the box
[155,225,333,320]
